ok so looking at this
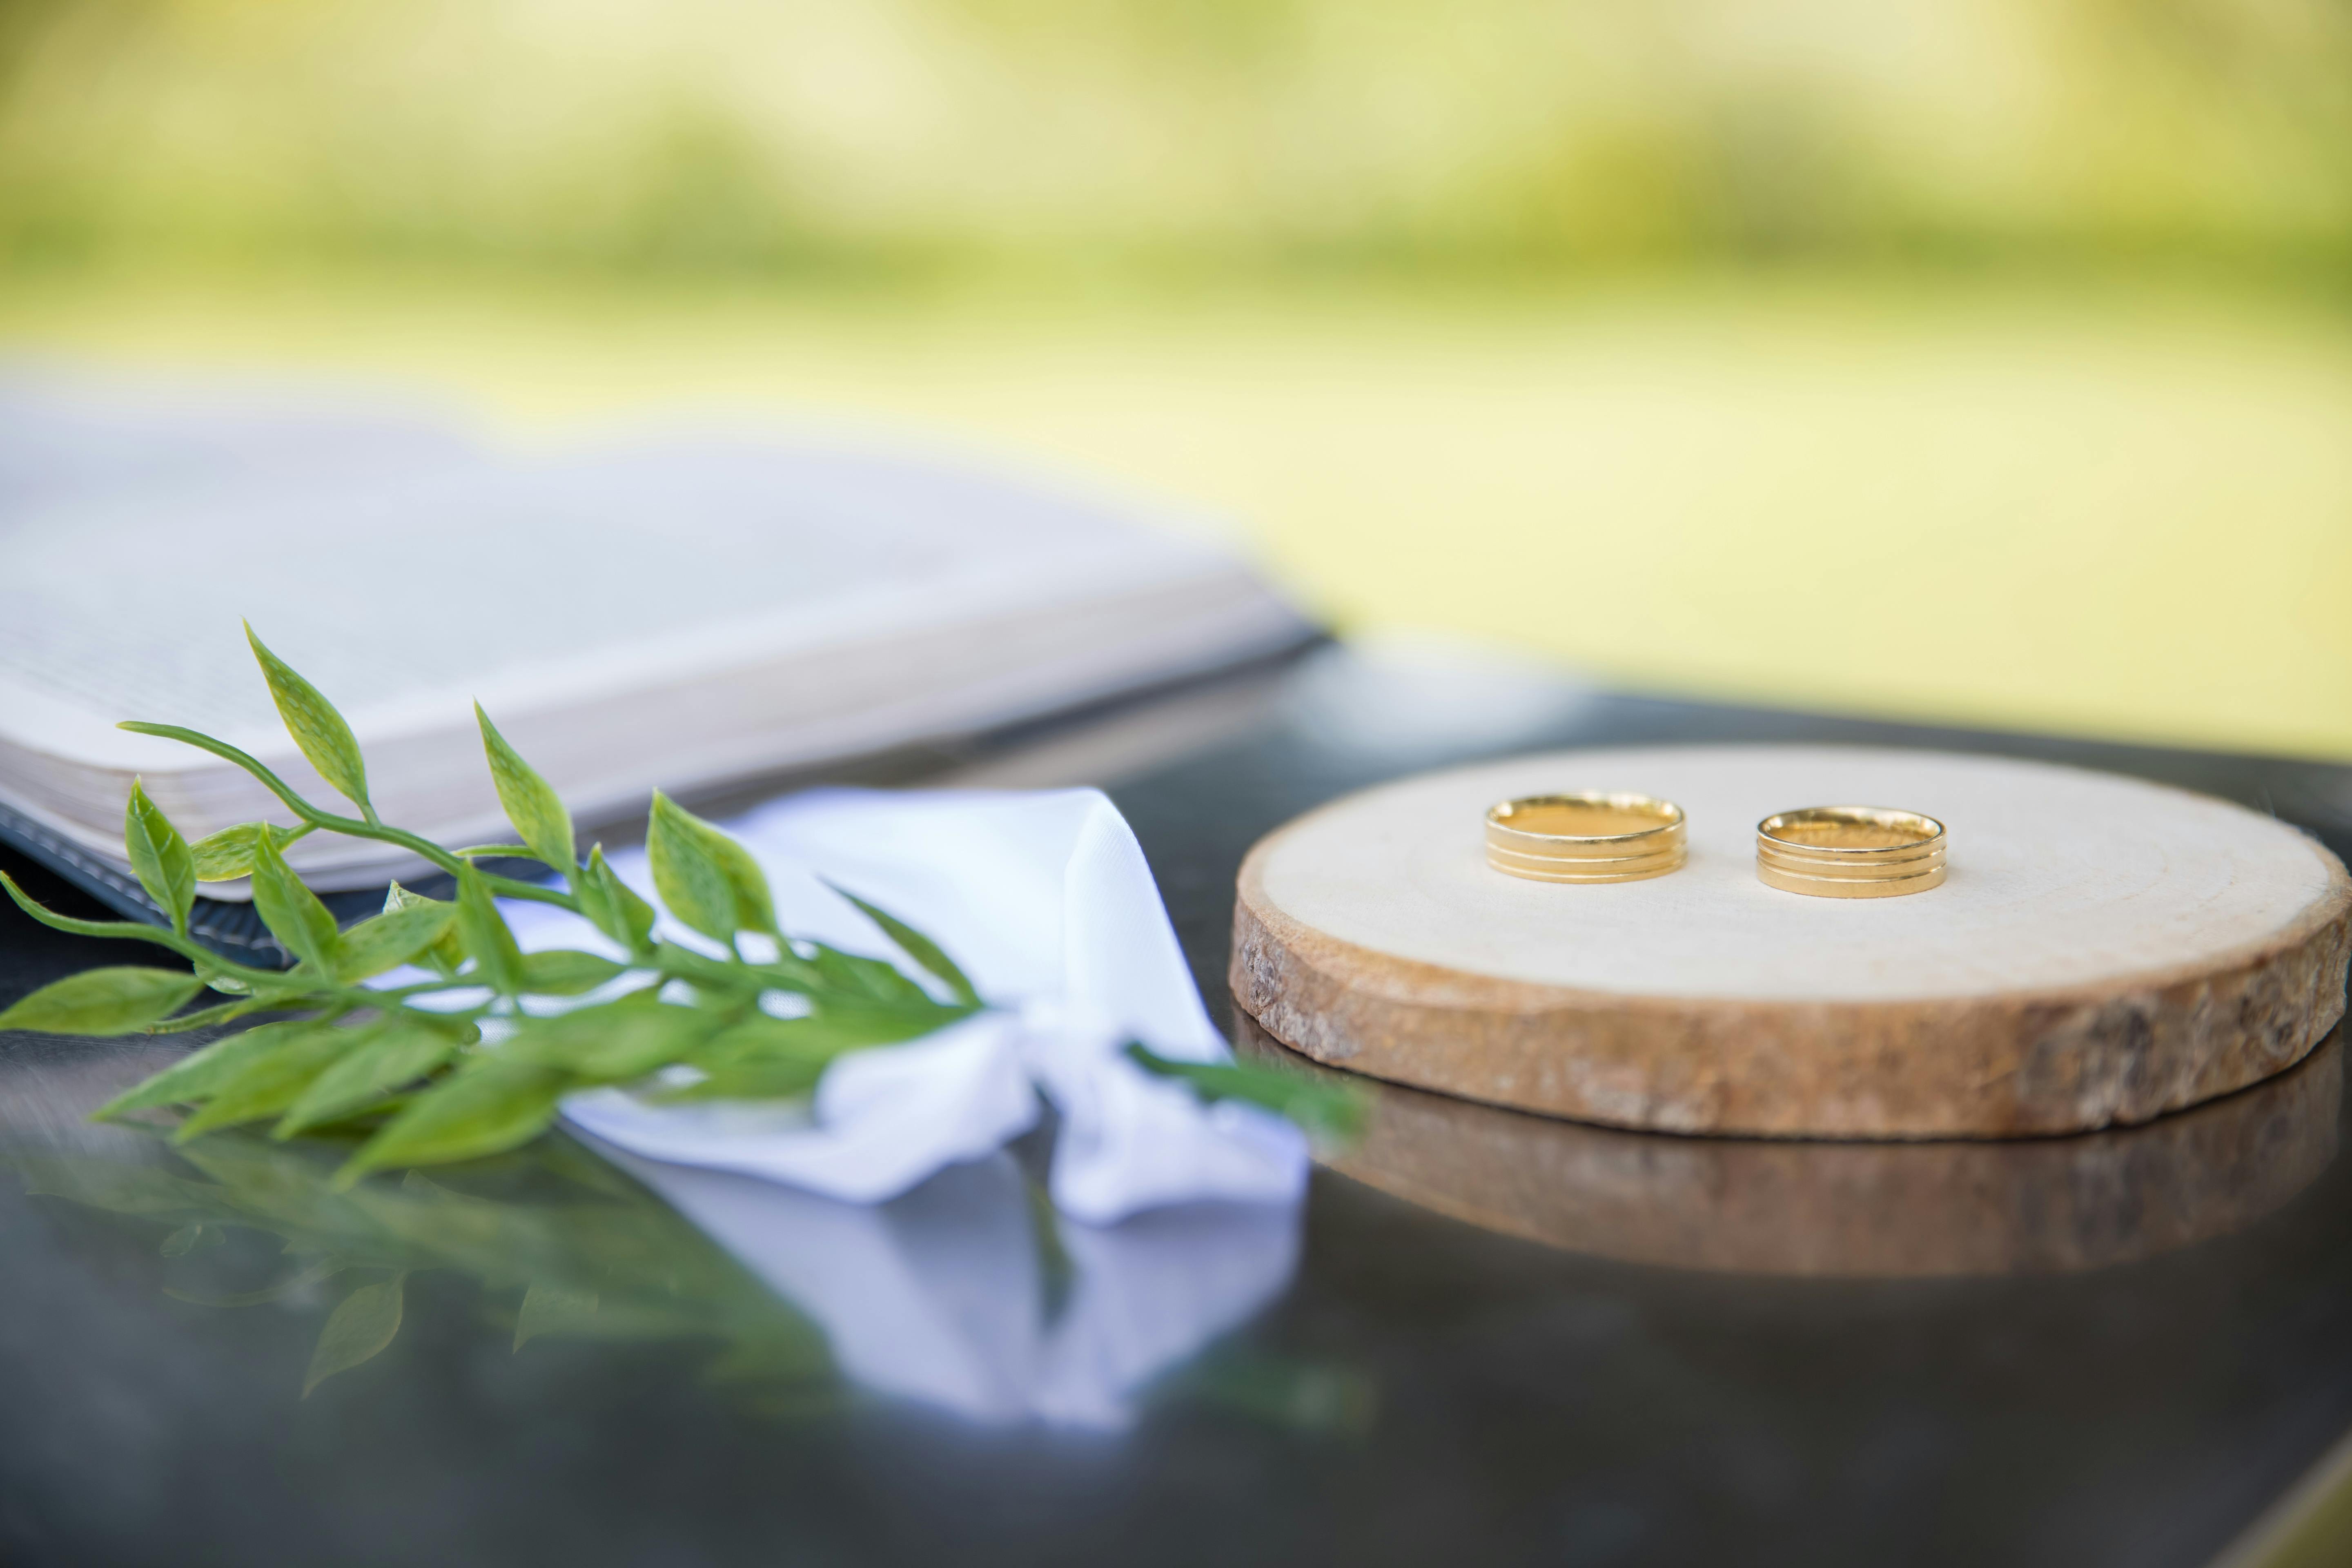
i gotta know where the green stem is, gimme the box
[141,996,284,1034]
[1,871,508,1025]
[370,979,501,1003]
[477,873,576,910]
[120,722,582,914]
[117,724,335,831]
[2,871,289,989]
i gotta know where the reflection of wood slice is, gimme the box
[1232,747,2351,1137]
[1243,1013,2342,1278]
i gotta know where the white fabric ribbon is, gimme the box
[497,787,1309,1225]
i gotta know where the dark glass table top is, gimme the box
[5,647,2349,1568]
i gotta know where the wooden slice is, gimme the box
[1231,746,2351,1138]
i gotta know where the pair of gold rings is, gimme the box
[1483,794,1947,898]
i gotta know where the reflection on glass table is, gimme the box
[7,1102,1363,1433]
[1243,1014,2341,1278]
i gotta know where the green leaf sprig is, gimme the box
[0,628,1361,1188]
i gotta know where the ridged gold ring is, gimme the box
[1756,806,1947,898]
[1486,793,1687,883]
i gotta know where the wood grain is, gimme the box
[1231,746,2352,1138]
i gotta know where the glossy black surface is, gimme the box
[5,650,2349,1568]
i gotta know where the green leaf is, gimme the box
[385,882,465,976]
[799,999,964,1041]
[166,1259,349,1311]
[503,993,721,1080]
[650,940,767,998]
[276,1017,462,1137]
[198,975,311,1009]
[454,865,523,994]
[475,704,575,873]
[303,1272,406,1396]
[188,822,308,882]
[574,846,656,956]
[173,1022,363,1140]
[94,1017,329,1118]
[513,1280,601,1350]
[246,623,370,813]
[0,967,201,1036]
[188,826,254,882]
[807,943,932,1007]
[663,1006,954,1102]
[662,1054,831,1103]
[339,1060,571,1184]
[647,793,774,941]
[331,897,458,983]
[124,781,196,934]
[1126,1043,1370,1145]
[517,949,629,997]
[249,831,339,973]
[824,882,982,1007]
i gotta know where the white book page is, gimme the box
[0,364,481,515]
[0,435,1260,772]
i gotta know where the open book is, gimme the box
[0,372,1311,912]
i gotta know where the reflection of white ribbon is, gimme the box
[592,1143,1301,1429]
[501,788,1309,1225]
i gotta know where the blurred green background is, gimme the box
[3,0,2348,756]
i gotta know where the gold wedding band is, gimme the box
[1756,806,1947,898]
[1486,793,1687,883]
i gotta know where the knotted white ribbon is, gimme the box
[498,787,1309,1225]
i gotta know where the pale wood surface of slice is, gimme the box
[1231,746,2351,1137]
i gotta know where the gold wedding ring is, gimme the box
[1486,793,1687,883]
[1756,806,1947,898]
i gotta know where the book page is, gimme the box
[0,432,1249,759]
[0,365,480,516]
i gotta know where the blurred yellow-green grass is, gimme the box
[5,0,2349,271]
[6,270,2347,761]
